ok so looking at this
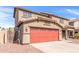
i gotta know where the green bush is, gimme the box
[75,32,79,39]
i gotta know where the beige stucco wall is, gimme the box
[21,21,62,44]
[7,28,14,43]
[18,10,24,21]
[15,9,18,27]
[51,16,69,25]
[51,16,60,23]
[64,20,69,25]
[0,31,5,44]
[4,29,8,43]
[18,24,23,44]
[16,9,71,44]
[17,10,69,27]
[0,29,8,44]
[74,21,79,29]
[17,10,51,21]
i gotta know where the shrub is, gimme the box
[75,32,79,39]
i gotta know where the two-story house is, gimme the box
[13,7,75,44]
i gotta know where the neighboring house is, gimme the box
[13,7,75,44]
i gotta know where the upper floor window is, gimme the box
[69,22,74,26]
[23,11,32,18]
[60,19,64,24]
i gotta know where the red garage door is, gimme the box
[30,27,59,43]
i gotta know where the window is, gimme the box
[69,22,74,26]
[60,19,64,24]
[23,11,32,18]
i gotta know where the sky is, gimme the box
[0,6,79,28]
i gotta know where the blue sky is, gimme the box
[1,6,79,28]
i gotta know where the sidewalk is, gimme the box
[63,39,79,44]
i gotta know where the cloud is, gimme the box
[68,17,77,20]
[0,7,13,18]
[0,17,14,28]
[0,6,14,28]
[0,7,13,14]
[0,12,10,18]
[66,9,79,15]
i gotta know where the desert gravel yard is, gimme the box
[0,43,42,53]
[31,40,79,53]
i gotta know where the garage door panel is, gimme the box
[30,27,59,43]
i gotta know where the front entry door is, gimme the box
[62,30,66,39]
[67,30,73,38]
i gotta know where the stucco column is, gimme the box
[59,30,62,41]
[73,30,75,38]
[65,30,68,40]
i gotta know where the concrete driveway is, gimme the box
[31,40,79,53]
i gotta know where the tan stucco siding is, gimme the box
[64,20,69,25]
[15,9,69,28]
[51,16,69,25]
[17,10,51,22]
[0,31,5,44]
[17,10,69,27]
[18,10,23,22]
[51,16,60,23]
[22,21,62,43]
[22,24,30,44]
[74,21,79,29]
[0,30,8,44]
[4,29,8,43]
[15,10,18,27]
[18,24,23,43]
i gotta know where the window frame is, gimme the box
[69,22,74,26]
[23,11,32,18]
